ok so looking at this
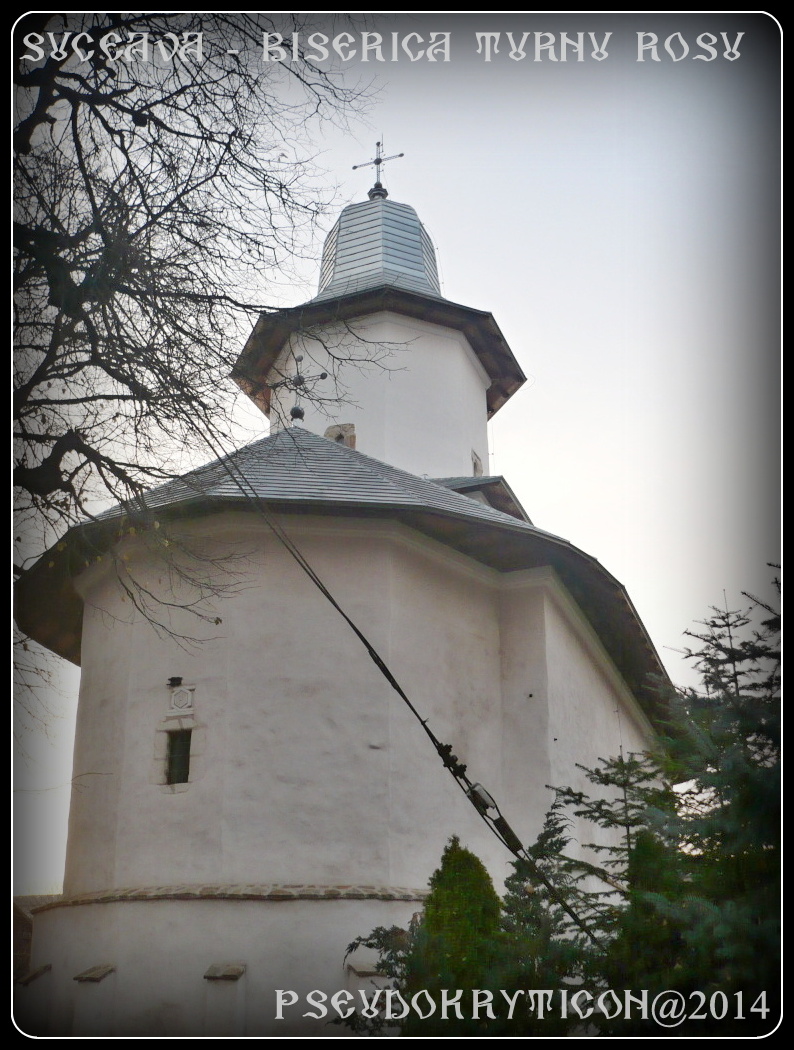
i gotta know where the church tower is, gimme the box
[234,177,524,479]
[15,172,666,1036]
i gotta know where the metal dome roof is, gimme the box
[314,193,442,301]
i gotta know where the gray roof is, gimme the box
[19,427,670,718]
[111,427,560,539]
[433,476,503,488]
[314,196,442,301]
[432,476,533,524]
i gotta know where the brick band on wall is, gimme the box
[32,884,429,911]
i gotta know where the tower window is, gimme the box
[166,729,192,785]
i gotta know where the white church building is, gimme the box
[15,178,667,1036]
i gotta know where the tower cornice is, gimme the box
[233,285,526,419]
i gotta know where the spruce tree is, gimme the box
[649,579,781,1033]
[341,577,780,1036]
[532,578,781,1035]
[498,797,603,1035]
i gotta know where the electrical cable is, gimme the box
[144,419,604,949]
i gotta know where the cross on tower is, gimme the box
[267,353,328,423]
[352,140,404,199]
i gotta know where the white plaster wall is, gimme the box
[21,898,418,1036]
[268,312,491,478]
[44,515,656,1037]
[542,574,654,857]
[380,529,510,886]
[66,516,526,897]
[497,577,557,850]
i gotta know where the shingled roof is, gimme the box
[106,427,557,536]
[16,427,670,722]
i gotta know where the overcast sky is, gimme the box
[15,12,780,893]
[264,11,780,685]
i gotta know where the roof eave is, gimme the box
[232,286,526,419]
[15,494,671,727]
[433,475,533,523]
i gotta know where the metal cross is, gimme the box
[267,353,328,423]
[352,140,404,183]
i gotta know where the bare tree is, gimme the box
[14,13,374,577]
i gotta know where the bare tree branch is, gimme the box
[14,13,379,623]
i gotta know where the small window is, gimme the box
[166,729,192,785]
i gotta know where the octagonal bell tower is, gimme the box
[234,179,526,479]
